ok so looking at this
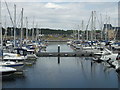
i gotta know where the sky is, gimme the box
[1,0,119,30]
[3,0,120,2]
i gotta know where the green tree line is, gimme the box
[2,27,74,36]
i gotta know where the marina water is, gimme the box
[2,42,120,88]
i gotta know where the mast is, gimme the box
[73,30,75,39]
[26,17,28,43]
[94,11,96,41]
[0,0,3,60]
[14,4,16,48]
[86,13,92,41]
[105,13,108,41]
[20,8,23,47]
[108,16,110,41]
[3,15,7,40]
[32,17,34,41]
[114,20,118,41]
[39,27,41,41]
[81,20,84,40]
[100,14,103,40]
[4,1,14,39]
[77,25,80,40]
[91,11,94,41]
[36,24,38,41]
[75,28,77,40]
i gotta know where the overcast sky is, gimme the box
[4,0,120,2]
[1,0,119,30]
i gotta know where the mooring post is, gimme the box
[58,45,60,64]
[58,45,60,54]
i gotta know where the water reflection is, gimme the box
[3,74,25,82]
[58,56,60,64]
[2,42,119,88]
[117,73,120,89]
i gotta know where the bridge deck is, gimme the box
[36,51,94,57]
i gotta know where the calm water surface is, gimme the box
[2,42,120,88]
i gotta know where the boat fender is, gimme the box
[17,54,20,57]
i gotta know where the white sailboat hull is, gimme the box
[0,67,16,76]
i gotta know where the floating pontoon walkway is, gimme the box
[36,51,94,57]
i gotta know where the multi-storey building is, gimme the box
[103,24,120,40]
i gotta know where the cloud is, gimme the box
[1,2,118,30]
[44,3,65,9]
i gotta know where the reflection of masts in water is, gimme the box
[76,57,80,65]
[91,60,96,79]
[80,58,88,79]
[76,57,88,79]
[103,62,110,78]
[117,73,120,90]
[101,62,109,80]
[91,61,93,79]
[58,56,60,64]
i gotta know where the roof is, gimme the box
[103,24,120,30]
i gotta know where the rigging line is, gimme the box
[17,13,21,28]
[100,14,108,25]
[95,12,101,30]
[85,13,92,40]
[4,0,14,26]
[85,13,92,31]
[3,15,7,40]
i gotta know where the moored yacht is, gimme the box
[93,47,118,61]
[22,46,38,60]
[0,66,16,76]
[3,53,27,61]
[0,61,24,70]
[106,54,120,71]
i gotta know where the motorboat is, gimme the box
[93,47,117,61]
[94,47,113,56]
[0,66,16,76]
[92,47,120,71]
[106,54,120,71]
[3,48,28,61]
[22,47,38,60]
[3,53,27,61]
[0,61,24,70]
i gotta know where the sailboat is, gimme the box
[2,6,27,62]
[79,11,98,52]
[21,17,38,60]
[0,0,17,76]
